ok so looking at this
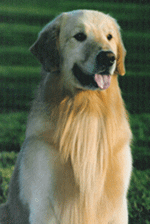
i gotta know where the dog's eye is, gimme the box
[107,34,113,41]
[74,33,87,42]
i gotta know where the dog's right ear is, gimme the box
[30,14,62,72]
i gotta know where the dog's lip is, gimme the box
[72,63,111,90]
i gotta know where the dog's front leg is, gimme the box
[19,138,61,224]
[110,199,128,224]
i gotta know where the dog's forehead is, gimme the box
[61,10,115,35]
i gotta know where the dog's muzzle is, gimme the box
[73,51,116,90]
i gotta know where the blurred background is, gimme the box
[0,0,150,223]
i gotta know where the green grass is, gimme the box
[0,151,18,203]
[1,1,149,16]
[0,112,27,151]
[128,169,150,224]
[0,66,40,81]
[1,23,41,47]
[0,47,38,67]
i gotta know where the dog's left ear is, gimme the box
[30,14,63,72]
[115,26,126,76]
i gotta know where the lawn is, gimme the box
[0,0,150,223]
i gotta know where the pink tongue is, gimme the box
[94,74,111,90]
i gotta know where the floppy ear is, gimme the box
[30,14,62,72]
[115,26,126,76]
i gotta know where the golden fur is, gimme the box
[0,10,132,224]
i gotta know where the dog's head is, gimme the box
[30,10,126,91]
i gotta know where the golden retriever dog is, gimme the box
[0,10,132,224]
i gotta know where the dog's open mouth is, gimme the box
[72,64,111,90]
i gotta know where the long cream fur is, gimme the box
[36,75,132,223]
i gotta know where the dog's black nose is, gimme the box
[96,51,116,68]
